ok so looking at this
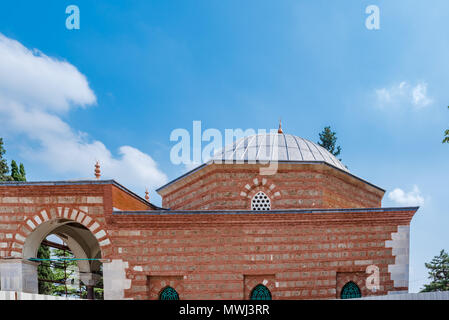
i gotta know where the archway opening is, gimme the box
[24,219,104,299]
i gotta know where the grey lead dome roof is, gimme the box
[211,133,348,172]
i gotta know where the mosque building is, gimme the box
[0,125,417,300]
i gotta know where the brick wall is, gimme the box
[0,181,416,300]
[158,163,384,210]
[110,208,415,300]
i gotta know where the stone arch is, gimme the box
[10,206,111,259]
[239,177,281,209]
[5,206,112,295]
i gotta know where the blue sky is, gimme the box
[0,1,448,293]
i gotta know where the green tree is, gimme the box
[0,138,26,181]
[421,249,449,292]
[10,160,20,181]
[10,160,26,181]
[0,138,10,181]
[318,126,342,159]
[49,248,82,297]
[37,244,54,295]
[19,163,26,181]
[443,106,449,144]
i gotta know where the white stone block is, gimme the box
[40,210,49,221]
[76,212,85,223]
[26,220,36,230]
[15,234,26,243]
[33,216,42,225]
[89,222,99,233]
[99,239,111,247]
[95,229,106,239]
[82,216,92,227]
[70,209,78,220]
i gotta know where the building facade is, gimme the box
[0,132,417,299]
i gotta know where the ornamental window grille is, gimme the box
[250,284,272,300]
[340,281,362,299]
[251,191,271,211]
[159,286,180,300]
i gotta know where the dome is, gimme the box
[211,132,348,172]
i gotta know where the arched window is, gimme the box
[340,281,361,299]
[251,191,271,211]
[159,286,180,300]
[250,284,272,300]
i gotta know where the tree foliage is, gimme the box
[318,126,342,159]
[444,106,449,144]
[37,245,54,295]
[0,138,26,181]
[36,241,104,299]
[421,249,449,292]
[0,138,10,180]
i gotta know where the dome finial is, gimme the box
[278,118,283,134]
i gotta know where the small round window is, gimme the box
[251,191,271,211]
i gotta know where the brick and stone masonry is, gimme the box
[0,160,418,300]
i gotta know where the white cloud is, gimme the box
[375,81,432,109]
[387,185,424,206]
[0,33,167,194]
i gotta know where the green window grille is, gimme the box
[159,286,180,300]
[250,284,272,300]
[340,281,362,299]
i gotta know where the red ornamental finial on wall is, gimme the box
[95,161,101,179]
[145,189,150,201]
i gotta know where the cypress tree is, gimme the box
[10,160,21,181]
[421,249,449,292]
[37,244,54,295]
[318,126,342,159]
[19,163,26,181]
[0,138,10,181]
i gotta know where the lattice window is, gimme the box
[251,191,271,211]
[159,286,180,300]
[250,284,272,300]
[340,281,362,299]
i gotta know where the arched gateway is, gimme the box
[1,205,111,298]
